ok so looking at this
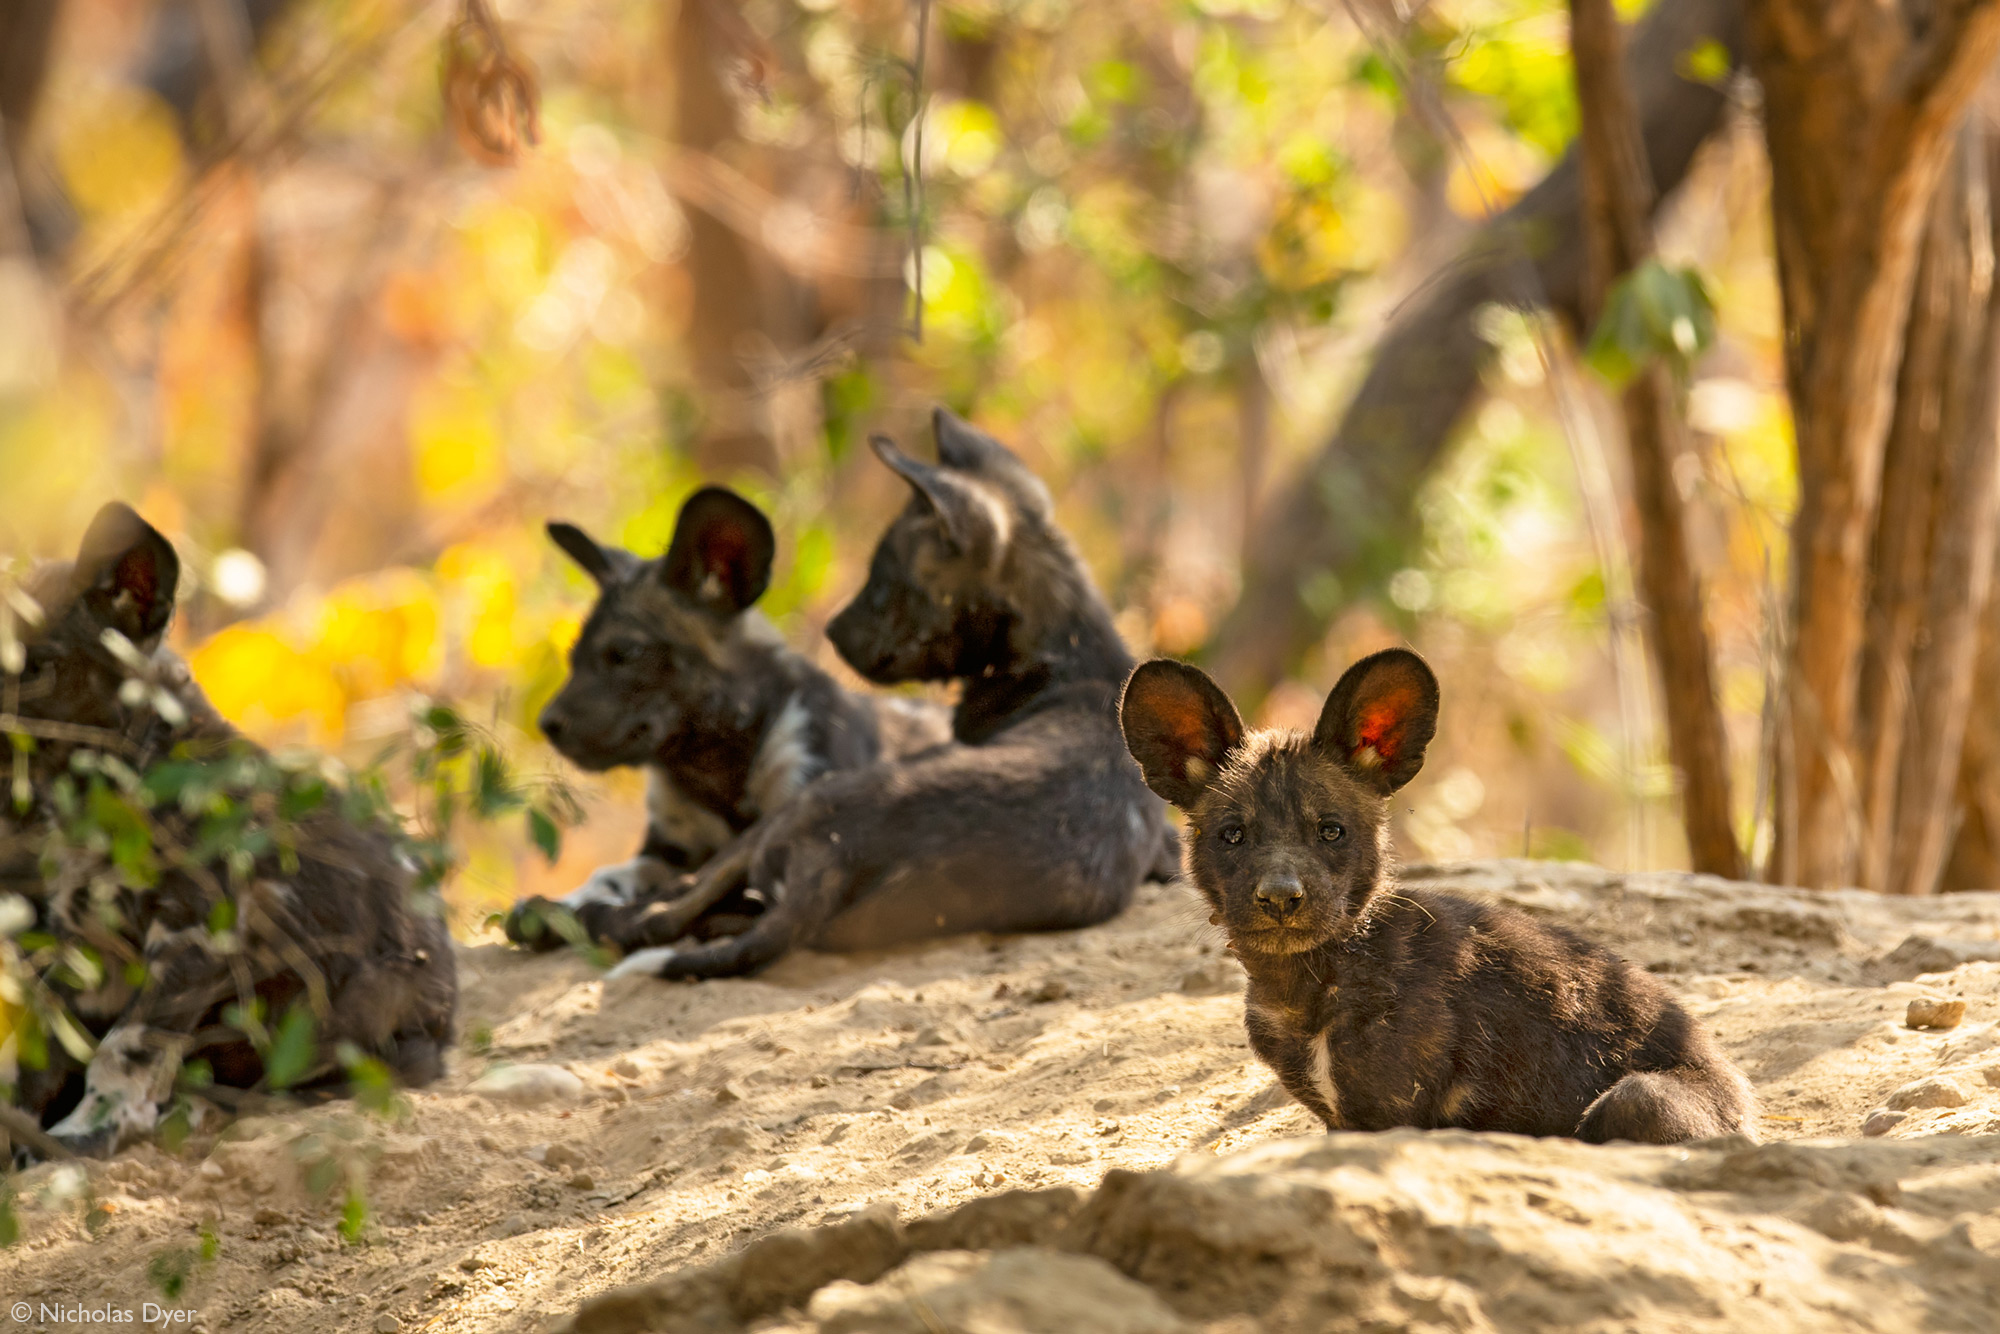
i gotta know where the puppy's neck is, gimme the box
[952,574,1131,742]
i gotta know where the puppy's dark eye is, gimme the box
[1319,821,1345,843]
[1219,824,1245,846]
[603,643,639,668]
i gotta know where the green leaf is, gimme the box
[339,1188,369,1243]
[207,898,235,936]
[1584,261,1716,386]
[472,747,522,819]
[263,1005,318,1091]
[0,1186,17,1247]
[527,807,561,863]
[1677,39,1732,87]
[147,1245,195,1300]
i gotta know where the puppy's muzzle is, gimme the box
[1254,872,1305,921]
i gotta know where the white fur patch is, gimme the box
[747,694,816,815]
[559,857,671,910]
[49,1025,180,1150]
[606,946,678,981]
[1307,1033,1342,1128]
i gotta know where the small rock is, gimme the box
[1093,1097,1116,1113]
[809,1074,830,1088]
[375,1316,402,1334]
[1983,1064,2000,1087]
[912,1026,949,1046]
[494,1214,531,1239]
[458,1253,493,1272]
[1905,997,1967,1030]
[715,1082,746,1104]
[1029,979,1069,1004]
[198,1161,224,1180]
[1884,1075,1970,1111]
[1862,1109,1907,1137]
[568,1172,595,1191]
[469,1064,586,1106]
[252,1207,289,1226]
[541,1144,586,1173]
[610,1057,641,1080]
[476,1135,501,1152]
[1877,935,2000,979]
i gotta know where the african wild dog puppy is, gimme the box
[607,408,1178,981]
[1,504,456,1154]
[504,486,951,952]
[1120,649,1757,1144]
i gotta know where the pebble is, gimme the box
[715,1082,746,1104]
[569,1172,596,1191]
[541,1144,587,1173]
[1905,997,1967,1030]
[610,1057,641,1080]
[375,1317,402,1334]
[1983,1065,2000,1087]
[1862,1109,1907,1137]
[1029,979,1069,1004]
[469,1064,586,1106]
[1884,1075,1970,1111]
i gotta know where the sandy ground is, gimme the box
[3,860,1999,1333]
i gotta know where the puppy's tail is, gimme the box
[1577,1064,1758,1145]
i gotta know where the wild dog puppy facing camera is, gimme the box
[4,504,456,1155]
[1119,649,1756,1145]
[508,486,949,953]
[605,408,1177,982]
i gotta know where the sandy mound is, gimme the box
[2,861,1998,1333]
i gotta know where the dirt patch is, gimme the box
[4,862,1999,1332]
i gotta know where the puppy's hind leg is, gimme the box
[602,837,757,952]
[1577,1066,1758,1145]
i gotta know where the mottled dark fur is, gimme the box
[1,504,456,1154]
[1120,649,1756,1145]
[607,409,1176,982]
[506,487,949,951]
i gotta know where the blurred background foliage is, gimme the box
[0,0,1800,925]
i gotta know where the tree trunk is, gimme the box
[1750,0,2000,888]
[1206,0,1745,706]
[1569,0,1744,880]
[1854,136,1982,892]
[1886,127,2000,895]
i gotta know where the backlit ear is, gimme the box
[932,407,1021,473]
[1120,659,1245,808]
[547,521,633,586]
[1313,648,1439,795]
[73,503,179,649]
[662,486,776,616]
[870,434,1009,559]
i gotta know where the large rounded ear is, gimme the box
[1120,659,1245,808]
[1313,648,1439,795]
[870,433,1009,558]
[547,521,633,586]
[661,486,776,616]
[73,503,179,648]
[932,407,1021,474]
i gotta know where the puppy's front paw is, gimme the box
[502,897,576,951]
[605,946,678,981]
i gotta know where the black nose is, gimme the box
[1254,873,1305,921]
[538,709,566,745]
